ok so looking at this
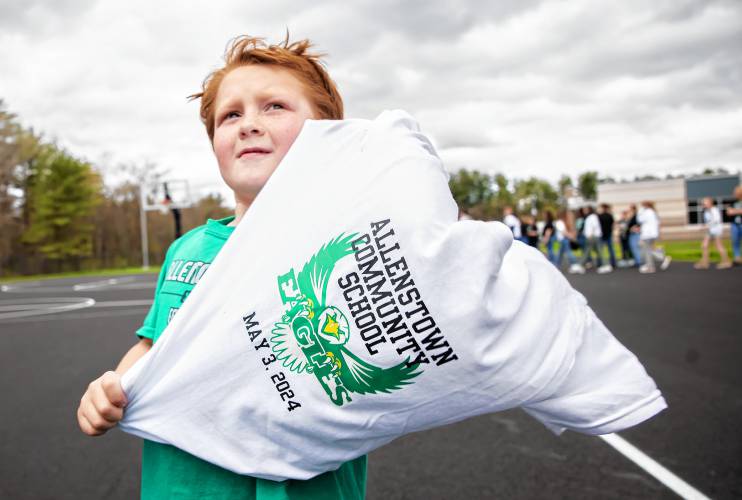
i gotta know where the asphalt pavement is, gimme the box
[0,263,739,499]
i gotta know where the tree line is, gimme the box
[2,99,733,277]
[448,169,599,221]
[448,166,734,221]
[0,100,231,277]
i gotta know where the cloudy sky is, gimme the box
[1,0,741,202]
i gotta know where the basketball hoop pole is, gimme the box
[139,178,191,269]
[139,185,150,270]
[163,182,183,239]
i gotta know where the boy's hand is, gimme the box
[77,371,127,436]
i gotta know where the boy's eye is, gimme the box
[267,102,285,111]
[217,111,240,125]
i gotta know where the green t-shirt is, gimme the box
[135,216,367,500]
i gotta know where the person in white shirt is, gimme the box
[694,197,731,269]
[580,206,606,272]
[637,201,671,274]
[502,206,522,240]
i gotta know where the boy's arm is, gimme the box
[77,338,152,436]
[115,337,153,374]
[80,237,176,435]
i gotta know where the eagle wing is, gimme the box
[296,233,357,310]
[334,346,422,395]
[270,320,312,374]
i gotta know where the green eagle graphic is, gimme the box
[270,233,421,405]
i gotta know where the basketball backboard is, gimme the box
[141,180,193,211]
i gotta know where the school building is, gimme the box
[597,173,741,240]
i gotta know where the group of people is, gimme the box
[503,202,670,274]
[696,187,742,269]
[503,185,742,274]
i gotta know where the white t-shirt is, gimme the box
[555,219,567,241]
[503,213,522,238]
[583,213,602,239]
[637,208,660,240]
[119,110,666,481]
[704,206,723,236]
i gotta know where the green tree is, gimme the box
[188,193,232,223]
[514,177,559,214]
[701,166,729,176]
[0,101,22,275]
[22,145,101,270]
[557,174,573,198]
[448,168,493,211]
[488,172,514,218]
[577,171,599,200]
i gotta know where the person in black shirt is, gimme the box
[626,204,642,267]
[598,203,616,270]
[541,210,556,263]
[523,214,539,248]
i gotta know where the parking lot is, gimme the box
[1,264,740,499]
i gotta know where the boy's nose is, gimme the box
[238,115,264,137]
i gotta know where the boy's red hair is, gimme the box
[190,35,344,142]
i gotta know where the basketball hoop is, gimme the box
[158,194,173,214]
[141,179,193,212]
[140,179,193,268]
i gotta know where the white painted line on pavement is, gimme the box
[600,433,710,500]
[0,304,62,312]
[1,282,41,292]
[73,277,135,291]
[0,297,96,320]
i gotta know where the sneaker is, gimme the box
[639,265,655,274]
[584,262,594,270]
[597,265,613,274]
[716,261,732,270]
[568,264,586,274]
[660,256,672,271]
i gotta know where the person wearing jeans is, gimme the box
[728,186,742,264]
[598,203,616,272]
[581,206,604,271]
[555,211,582,273]
[626,204,642,266]
[542,210,557,264]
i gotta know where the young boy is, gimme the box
[77,36,367,499]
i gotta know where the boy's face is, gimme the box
[212,65,317,206]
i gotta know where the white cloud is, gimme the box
[0,0,740,208]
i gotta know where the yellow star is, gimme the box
[322,313,340,337]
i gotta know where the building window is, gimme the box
[687,200,700,224]
[687,197,737,224]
